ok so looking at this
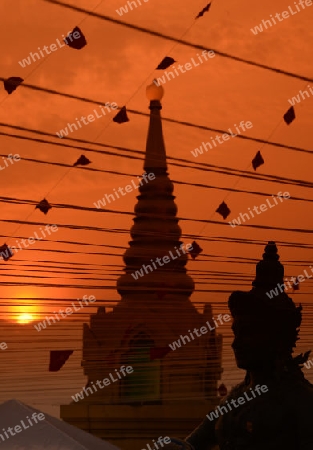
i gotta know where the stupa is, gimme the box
[60,84,223,449]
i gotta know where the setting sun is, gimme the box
[17,313,35,324]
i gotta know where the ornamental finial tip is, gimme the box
[146,81,164,101]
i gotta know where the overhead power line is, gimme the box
[2,126,313,194]
[1,84,313,157]
[42,0,313,84]
[1,203,313,235]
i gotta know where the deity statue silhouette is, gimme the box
[168,242,313,450]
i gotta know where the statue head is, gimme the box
[228,242,302,371]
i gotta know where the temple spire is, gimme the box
[144,82,167,172]
[116,83,194,300]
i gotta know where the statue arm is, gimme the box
[185,415,218,450]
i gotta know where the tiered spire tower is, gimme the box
[117,83,194,301]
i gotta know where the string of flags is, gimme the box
[215,106,296,220]
[213,105,295,221]
[35,154,92,214]
[0,0,308,379]
[1,42,299,235]
[213,104,294,221]
[0,104,301,264]
[3,26,86,95]
[0,153,95,262]
[1,7,214,275]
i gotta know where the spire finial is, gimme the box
[146,81,164,101]
[144,82,167,172]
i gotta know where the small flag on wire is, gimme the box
[188,241,203,260]
[252,151,264,170]
[156,57,176,70]
[73,155,91,166]
[65,26,87,49]
[3,77,23,94]
[0,244,13,261]
[113,106,129,124]
[283,106,295,125]
[36,198,52,214]
[216,201,231,219]
[195,2,211,19]
[49,350,73,372]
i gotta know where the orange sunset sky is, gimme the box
[0,0,313,417]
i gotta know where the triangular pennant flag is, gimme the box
[36,198,52,214]
[216,201,231,219]
[218,383,228,396]
[0,244,14,261]
[113,106,129,124]
[150,347,171,360]
[195,2,211,19]
[73,155,91,166]
[252,151,264,170]
[64,26,87,49]
[283,106,295,125]
[188,241,203,260]
[3,77,23,94]
[49,350,73,372]
[156,57,176,70]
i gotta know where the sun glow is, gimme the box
[17,313,35,324]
